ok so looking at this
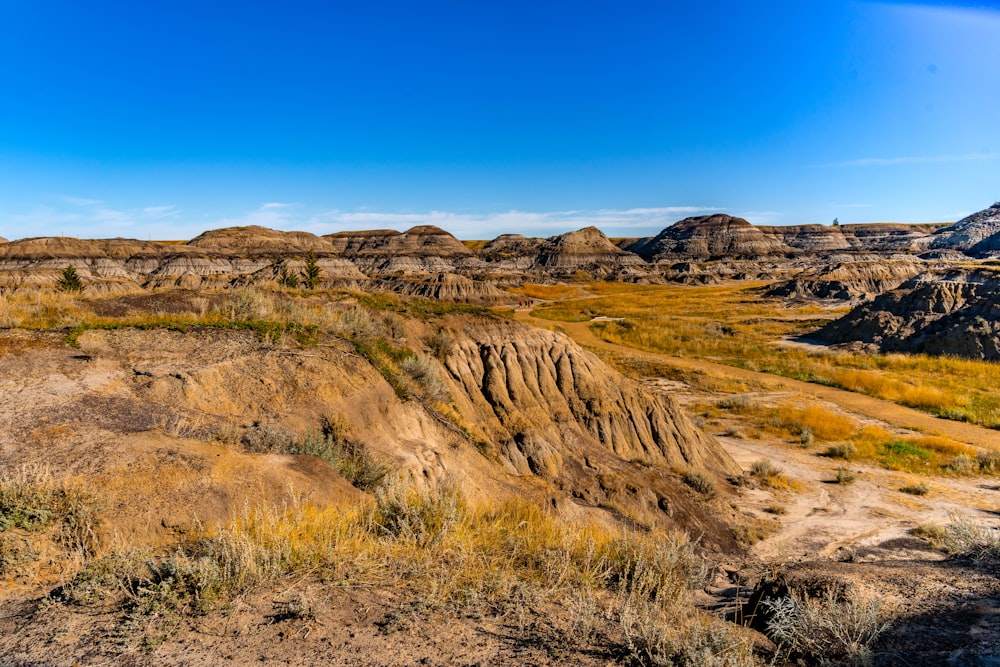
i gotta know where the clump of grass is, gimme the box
[734,518,780,546]
[822,444,856,460]
[401,354,451,403]
[977,451,1000,473]
[717,394,757,414]
[0,464,101,555]
[424,329,455,360]
[764,504,787,515]
[899,482,930,496]
[764,588,891,665]
[369,478,464,547]
[799,427,814,447]
[834,467,856,485]
[749,459,800,491]
[681,471,717,499]
[241,418,390,492]
[945,453,976,474]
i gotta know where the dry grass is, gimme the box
[54,486,754,662]
[704,397,981,477]
[531,282,1000,428]
[511,283,583,301]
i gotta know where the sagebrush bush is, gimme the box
[682,471,717,498]
[765,588,891,665]
[835,466,856,484]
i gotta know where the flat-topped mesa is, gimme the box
[186,225,337,255]
[931,202,1000,255]
[325,225,475,275]
[628,214,793,261]
[532,226,646,272]
[0,236,7,244]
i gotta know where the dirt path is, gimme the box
[514,311,1000,449]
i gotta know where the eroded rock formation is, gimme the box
[814,269,1000,360]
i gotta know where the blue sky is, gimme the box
[1,1,998,240]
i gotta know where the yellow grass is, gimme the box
[510,283,583,300]
[531,282,1000,429]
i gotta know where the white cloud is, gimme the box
[60,196,104,207]
[306,206,725,238]
[824,152,1000,168]
[2,201,729,241]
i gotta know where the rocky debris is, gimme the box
[931,202,1000,254]
[629,214,793,261]
[814,268,1000,360]
[767,259,924,301]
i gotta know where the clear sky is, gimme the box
[1,1,998,240]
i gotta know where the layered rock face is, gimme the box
[815,269,1000,360]
[326,225,475,274]
[766,259,924,300]
[930,203,1000,254]
[628,214,792,261]
[532,226,645,271]
[445,319,736,477]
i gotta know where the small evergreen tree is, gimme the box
[56,265,85,293]
[274,258,300,288]
[832,217,840,227]
[302,250,322,289]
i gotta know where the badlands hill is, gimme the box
[815,267,1000,361]
[0,203,996,296]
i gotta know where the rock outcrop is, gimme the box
[930,203,1000,254]
[326,225,475,275]
[629,214,792,261]
[186,225,336,254]
[814,269,1000,360]
[532,227,645,270]
[374,272,516,305]
[767,259,924,301]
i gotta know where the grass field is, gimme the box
[530,282,1000,429]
